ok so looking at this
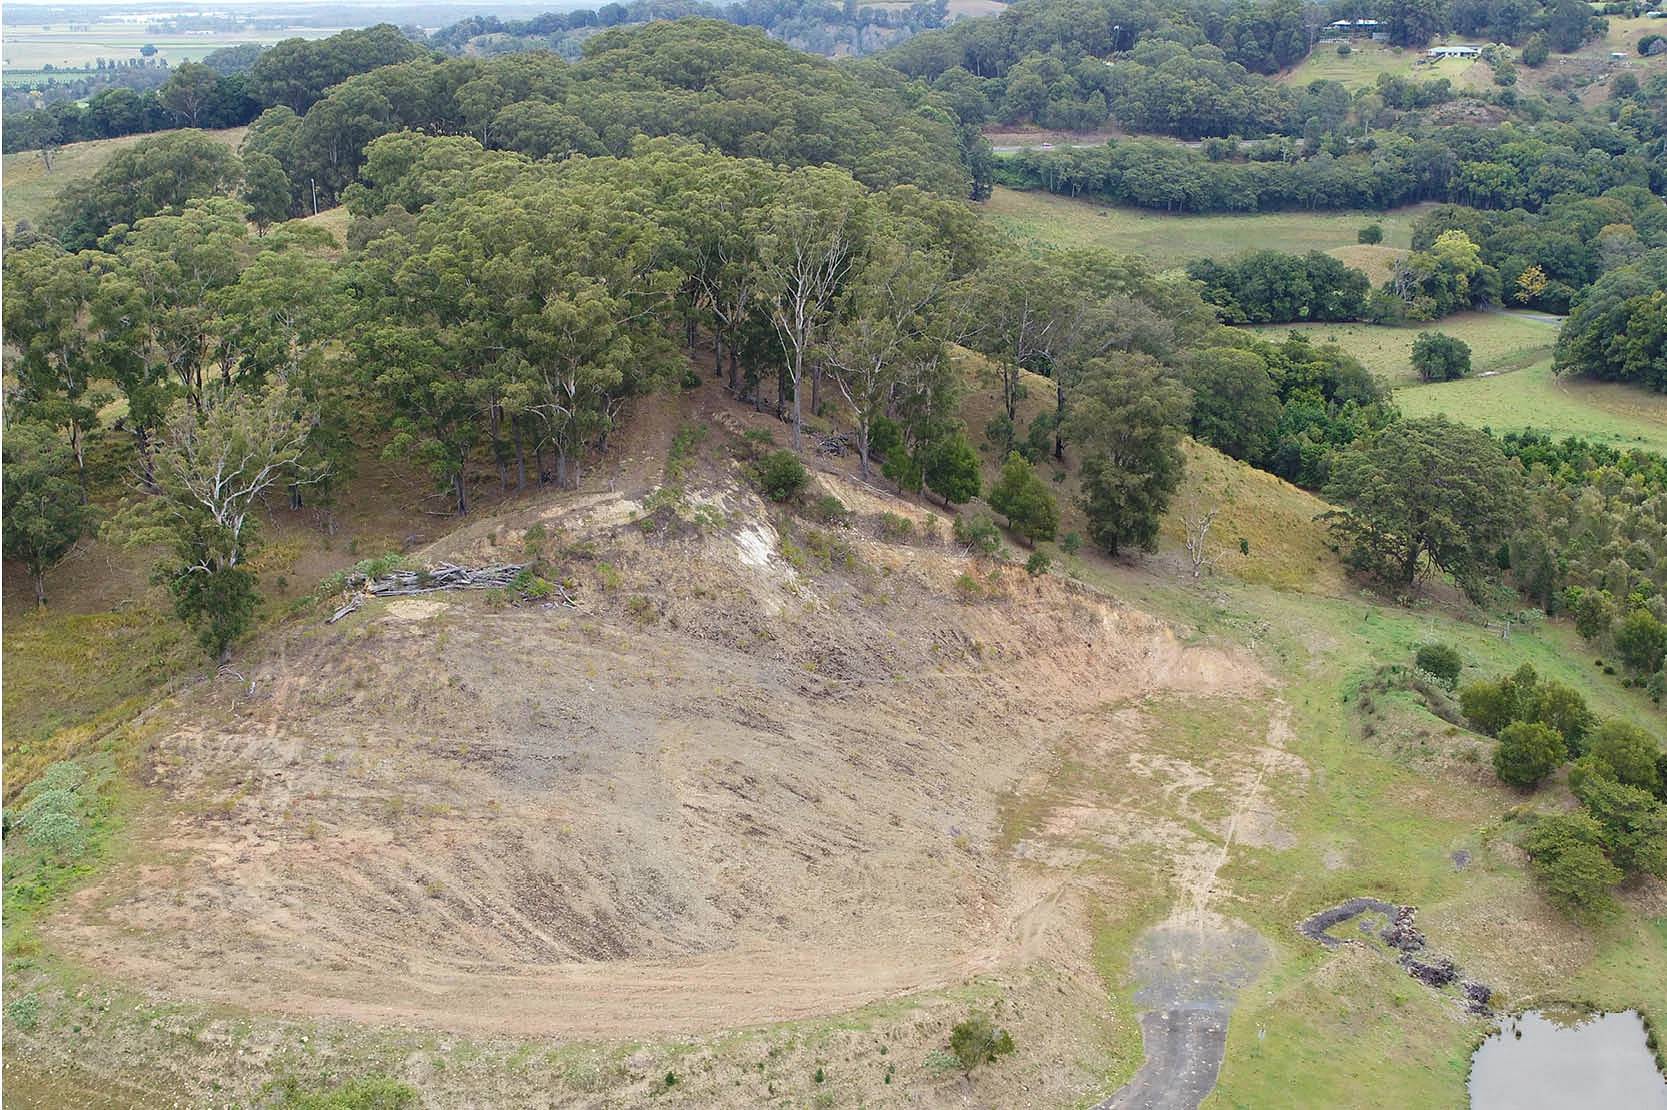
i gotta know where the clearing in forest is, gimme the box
[1247,311,1556,384]
[1395,360,1667,454]
[983,187,1432,269]
[1,126,248,230]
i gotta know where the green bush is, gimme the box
[1533,681,1595,754]
[1583,719,1662,791]
[1523,811,1622,919]
[1025,550,1051,577]
[5,994,41,1031]
[877,512,914,541]
[923,431,981,506]
[1615,608,1667,674]
[1460,664,1539,736]
[1573,774,1667,878]
[948,1013,1015,1073]
[270,1075,421,1109]
[1357,222,1381,244]
[1061,532,1082,555]
[953,511,1002,557]
[988,453,1059,545]
[1414,642,1462,690]
[808,494,852,527]
[1493,719,1566,788]
[755,450,809,502]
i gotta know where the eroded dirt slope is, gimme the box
[52,461,1264,1040]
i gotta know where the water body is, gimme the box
[1469,1009,1667,1110]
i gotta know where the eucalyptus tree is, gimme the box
[1,245,112,494]
[822,237,955,480]
[757,166,872,451]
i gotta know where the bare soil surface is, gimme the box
[46,413,1266,1044]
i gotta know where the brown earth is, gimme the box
[46,402,1267,1048]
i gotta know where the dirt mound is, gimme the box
[52,472,1265,1038]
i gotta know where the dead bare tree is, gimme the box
[1181,504,1220,579]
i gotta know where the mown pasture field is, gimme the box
[984,186,1432,269]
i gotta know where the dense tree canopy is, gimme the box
[1064,357,1189,555]
[1323,416,1526,600]
[51,130,241,250]
[1188,251,1370,324]
[1554,250,1667,391]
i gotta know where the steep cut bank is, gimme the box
[49,460,1265,1040]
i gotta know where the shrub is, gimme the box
[1414,643,1462,690]
[923,430,980,506]
[1460,680,1514,736]
[877,512,914,541]
[1410,331,1471,382]
[987,453,1059,545]
[1522,33,1549,65]
[755,450,809,502]
[808,494,851,527]
[1357,222,1382,244]
[953,572,984,602]
[270,1075,422,1109]
[1584,719,1662,791]
[1614,608,1667,674]
[1533,681,1595,754]
[1061,531,1082,556]
[1460,664,1539,736]
[1493,720,1566,788]
[1337,42,1353,55]
[1522,811,1622,919]
[1568,587,1615,642]
[948,1013,1014,1073]
[1573,774,1667,878]
[953,511,1002,557]
[1025,550,1051,577]
[5,994,41,1031]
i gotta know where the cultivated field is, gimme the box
[984,186,1432,269]
[1,126,247,229]
[2,23,341,76]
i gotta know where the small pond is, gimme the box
[1469,1008,1667,1109]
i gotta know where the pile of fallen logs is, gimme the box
[327,562,575,623]
[359,562,525,596]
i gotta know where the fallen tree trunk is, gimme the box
[325,561,577,623]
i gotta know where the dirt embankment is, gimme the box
[48,451,1264,1046]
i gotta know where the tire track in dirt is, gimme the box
[1096,703,1289,1110]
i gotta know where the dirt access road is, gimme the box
[1095,705,1290,1110]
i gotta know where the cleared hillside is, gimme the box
[1,126,247,230]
